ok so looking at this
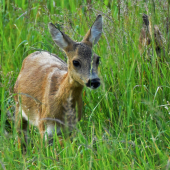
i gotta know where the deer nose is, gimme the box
[86,78,100,89]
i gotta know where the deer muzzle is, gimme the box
[86,78,100,89]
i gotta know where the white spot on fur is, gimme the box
[21,109,39,126]
[60,70,67,75]
[46,124,55,136]
[45,124,61,140]
[22,109,28,120]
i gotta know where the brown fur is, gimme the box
[14,15,103,145]
[139,14,165,60]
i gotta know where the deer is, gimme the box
[139,13,165,62]
[14,15,102,146]
[138,13,168,77]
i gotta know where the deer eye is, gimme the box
[73,60,81,67]
[96,57,100,65]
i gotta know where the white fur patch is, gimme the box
[21,109,39,126]
[45,124,62,140]
[37,52,63,66]
[46,124,55,136]
[22,109,28,121]
[46,124,61,135]
[59,70,67,75]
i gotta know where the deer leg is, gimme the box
[15,105,28,153]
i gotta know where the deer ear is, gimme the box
[48,23,74,51]
[82,15,102,46]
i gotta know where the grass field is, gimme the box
[0,0,170,169]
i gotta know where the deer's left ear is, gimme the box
[82,15,102,47]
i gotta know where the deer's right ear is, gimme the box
[48,23,74,51]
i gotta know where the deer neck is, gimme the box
[55,72,83,106]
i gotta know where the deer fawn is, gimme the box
[139,13,165,61]
[14,15,102,144]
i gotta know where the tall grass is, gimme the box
[0,0,170,169]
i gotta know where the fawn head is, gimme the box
[48,15,102,89]
[141,14,164,56]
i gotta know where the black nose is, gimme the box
[86,78,100,89]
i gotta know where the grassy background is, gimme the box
[0,0,170,169]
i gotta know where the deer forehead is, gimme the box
[75,43,92,58]
[67,43,92,60]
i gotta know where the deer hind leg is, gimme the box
[15,104,28,153]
